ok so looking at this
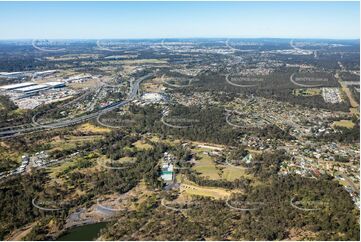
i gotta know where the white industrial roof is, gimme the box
[0,82,36,90]
[44,81,65,87]
[0,71,23,76]
[16,84,49,92]
[34,70,57,75]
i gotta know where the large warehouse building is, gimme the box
[15,84,50,94]
[0,82,37,91]
[0,81,66,98]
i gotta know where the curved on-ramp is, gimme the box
[1,74,153,139]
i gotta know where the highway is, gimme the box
[0,73,154,138]
[31,89,94,126]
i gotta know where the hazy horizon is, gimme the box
[0,37,360,41]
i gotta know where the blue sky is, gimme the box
[0,1,359,39]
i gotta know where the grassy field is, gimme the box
[192,149,221,180]
[133,140,153,150]
[118,156,137,163]
[104,54,138,59]
[178,176,233,199]
[49,135,103,151]
[77,123,111,134]
[191,141,225,151]
[119,59,167,65]
[147,135,182,146]
[190,144,257,182]
[220,166,250,181]
[180,184,231,199]
[332,120,355,129]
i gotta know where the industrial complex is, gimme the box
[0,80,69,109]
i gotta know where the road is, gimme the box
[0,73,154,138]
[335,70,359,116]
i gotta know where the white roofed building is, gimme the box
[0,82,36,91]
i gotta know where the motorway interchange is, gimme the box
[0,73,154,139]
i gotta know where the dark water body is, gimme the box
[57,222,108,241]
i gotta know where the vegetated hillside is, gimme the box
[100,164,359,241]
